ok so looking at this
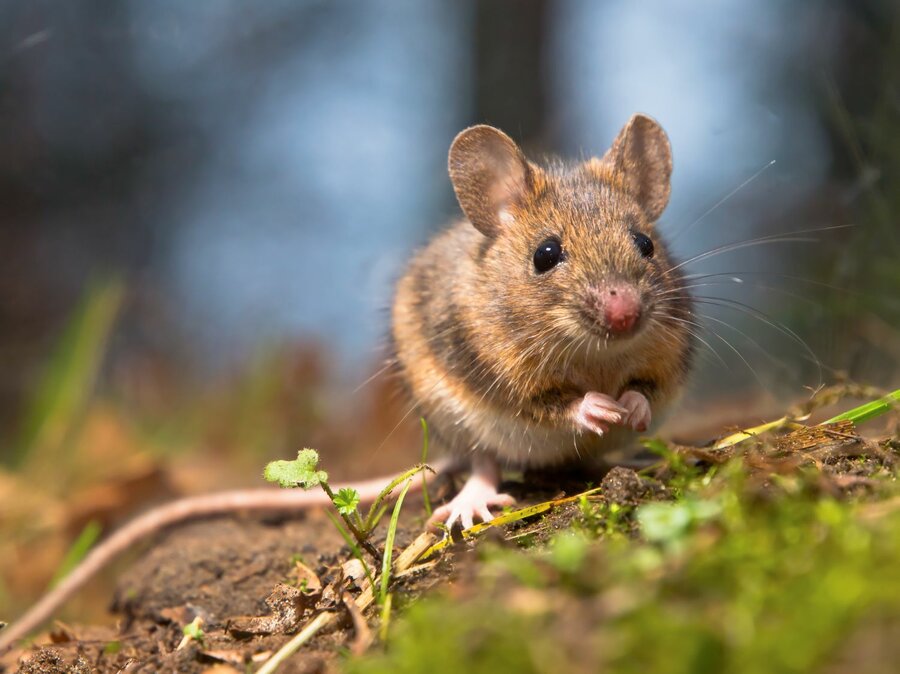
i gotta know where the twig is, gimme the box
[256,521,440,671]
[256,612,334,674]
[342,592,373,655]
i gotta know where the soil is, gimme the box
[2,426,895,674]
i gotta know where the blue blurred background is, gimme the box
[0,0,898,621]
[0,0,897,437]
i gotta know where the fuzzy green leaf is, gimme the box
[263,448,328,489]
[334,487,361,516]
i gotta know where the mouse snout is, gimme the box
[585,284,642,336]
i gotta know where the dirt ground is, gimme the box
[1,463,645,674]
[2,422,896,674]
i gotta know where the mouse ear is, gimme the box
[600,114,673,222]
[448,125,534,237]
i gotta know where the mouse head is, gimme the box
[448,114,679,350]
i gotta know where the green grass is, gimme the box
[824,389,900,425]
[10,279,124,469]
[347,449,900,674]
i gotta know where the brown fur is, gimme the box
[392,114,693,467]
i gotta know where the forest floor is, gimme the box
[3,386,900,674]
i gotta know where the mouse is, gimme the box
[0,113,693,652]
[393,112,693,529]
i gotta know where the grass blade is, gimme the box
[379,478,413,604]
[823,389,900,425]
[379,592,393,643]
[364,464,429,533]
[49,520,102,588]
[420,418,432,517]
[12,279,124,467]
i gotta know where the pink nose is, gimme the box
[600,285,642,335]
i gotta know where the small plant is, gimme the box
[177,617,205,650]
[265,449,421,547]
[264,449,430,592]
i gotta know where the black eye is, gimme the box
[533,238,563,273]
[632,232,654,258]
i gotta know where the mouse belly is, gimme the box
[432,400,643,468]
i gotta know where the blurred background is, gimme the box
[0,0,898,620]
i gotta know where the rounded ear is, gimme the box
[448,125,534,237]
[601,114,673,221]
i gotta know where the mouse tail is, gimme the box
[0,461,448,653]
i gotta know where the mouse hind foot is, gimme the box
[427,453,515,531]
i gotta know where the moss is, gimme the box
[348,458,900,674]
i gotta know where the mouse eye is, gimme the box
[533,237,563,273]
[632,232,654,258]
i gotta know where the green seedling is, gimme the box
[264,449,430,550]
[264,448,379,560]
[264,448,429,614]
[180,617,204,647]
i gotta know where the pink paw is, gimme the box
[573,391,628,436]
[618,390,651,431]
[428,475,515,531]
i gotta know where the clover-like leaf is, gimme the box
[334,487,361,516]
[264,448,329,489]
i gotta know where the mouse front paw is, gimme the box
[618,390,651,431]
[572,391,628,437]
[428,475,515,531]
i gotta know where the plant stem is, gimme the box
[324,509,376,592]
[319,482,382,561]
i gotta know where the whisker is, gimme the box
[655,313,729,370]
[694,311,795,380]
[688,295,823,387]
[676,270,856,295]
[657,279,820,308]
[352,360,395,394]
[666,224,853,274]
[671,159,777,242]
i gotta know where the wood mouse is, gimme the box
[0,113,692,651]
[393,113,693,528]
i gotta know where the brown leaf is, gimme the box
[342,591,372,655]
[294,560,323,594]
[228,583,308,635]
